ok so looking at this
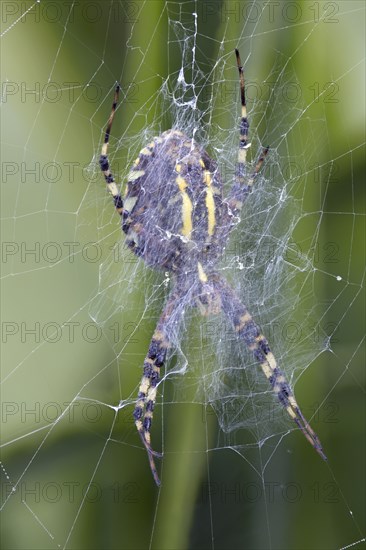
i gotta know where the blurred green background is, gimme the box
[1,1,365,549]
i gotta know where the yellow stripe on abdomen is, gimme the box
[204,170,215,236]
[176,175,193,237]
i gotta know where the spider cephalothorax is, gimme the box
[99,49,326,485]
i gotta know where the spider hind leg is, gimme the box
[213,274,327,460]
[133,334,167,486]
[133,287,184,486]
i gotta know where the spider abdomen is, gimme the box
[122,130,224,271]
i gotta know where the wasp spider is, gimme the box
[99,49,327,485]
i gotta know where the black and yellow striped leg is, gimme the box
[99,84,124,214]
[226,49,269,217]
[133,289,184,486]
[213,275,327,460]
[133,330,167,486]
[235,48,250,185]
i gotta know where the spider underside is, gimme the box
[99,49,326,486]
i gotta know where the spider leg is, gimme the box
[99,84,124,214]
[212,275,327,460]
[133,286,185,486]
[133,329,167,486]
[225,49,269,218]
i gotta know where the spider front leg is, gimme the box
[133,286,185,486]
[226,49,269,218]
[99,83,124,214]
[212,275,327,460]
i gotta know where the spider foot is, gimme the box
[147,451,161,487]
[272,372,327,461]
[138,431,162,458]
[137,429,162,486]
[293,406,327,461]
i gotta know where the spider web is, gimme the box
[1,1,365,549]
